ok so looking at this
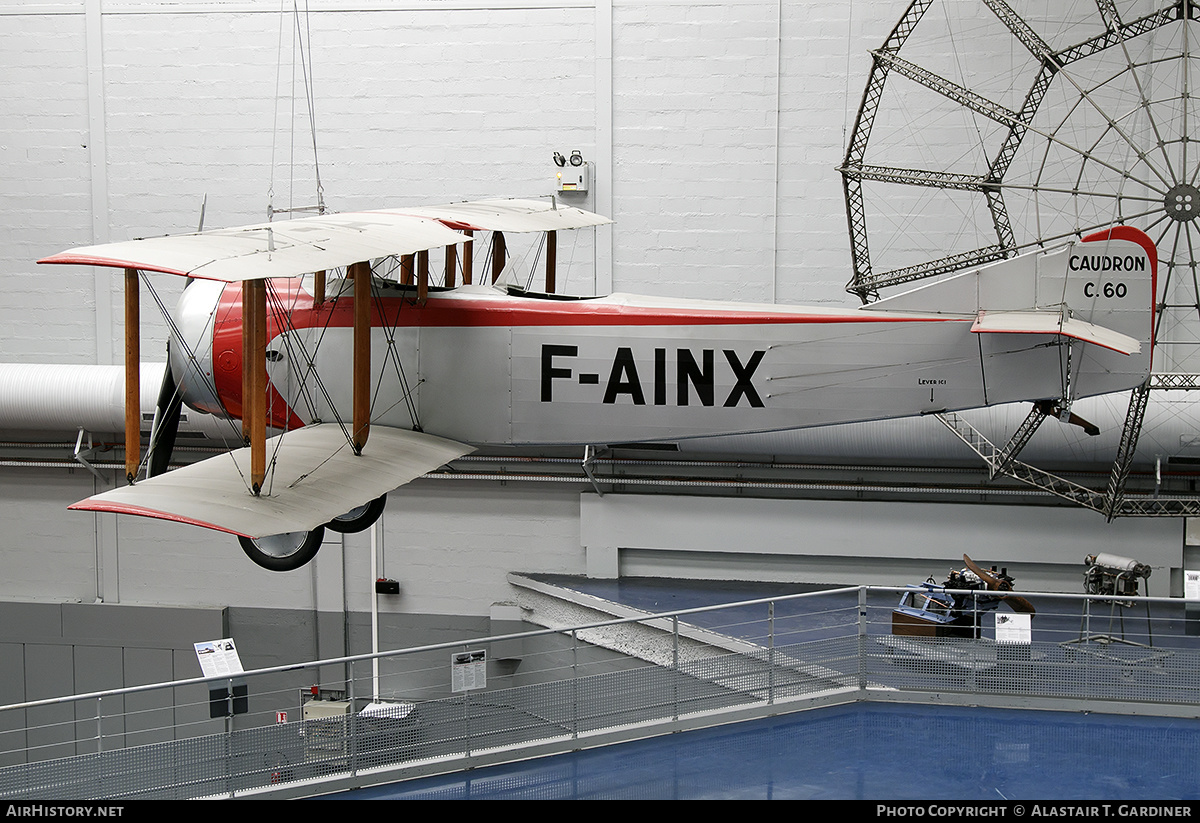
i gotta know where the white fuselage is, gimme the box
[174,278,1146,449]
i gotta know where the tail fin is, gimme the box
[865,227,1155,403]
[1071,225,1157,359]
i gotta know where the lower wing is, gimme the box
[69,424,472,538]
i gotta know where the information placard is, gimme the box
[451,650,487,692]
[194,638,244,677]
[995,613,1032,644]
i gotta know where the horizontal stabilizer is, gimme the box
[69,424,472,538]
[861,226,1155,403]
[971,310,1141,355]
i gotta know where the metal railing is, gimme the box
[2,584,1199,799]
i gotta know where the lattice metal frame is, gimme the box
[842,0,1193,300]
[844,1,1200,517]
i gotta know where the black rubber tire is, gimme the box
[238,526,325,571]
[325,494,387,534]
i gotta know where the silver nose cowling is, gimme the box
[168,278,227,418]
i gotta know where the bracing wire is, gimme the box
[269,0,325,220]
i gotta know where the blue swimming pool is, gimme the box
[325,702,1200,800]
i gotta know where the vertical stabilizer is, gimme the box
[863,226,1156,404]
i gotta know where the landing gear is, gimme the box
[238,526,325,572]
[325,494,386,534]
[236,494,385,570]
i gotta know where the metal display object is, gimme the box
[892,553,1035,639]
[1084,551,1153,604]
[1073,551,1157,648]
[843,1,1200,517]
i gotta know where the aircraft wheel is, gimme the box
[325,494,386,534]
[238,526,325,572]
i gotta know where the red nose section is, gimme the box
[210,281,308,430]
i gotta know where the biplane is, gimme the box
[37,199,1157,570]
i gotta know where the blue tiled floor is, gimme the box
[326,702,1200,800]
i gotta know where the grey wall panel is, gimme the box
[0,603,64,645]
[0,603,226,762]
[582,494,1184,596]
[121,647,175,748]
[72,645,124,755]
[171,647,221,742]
[0,643,26,767]
[61,603,225,650]
[24,644,75,761]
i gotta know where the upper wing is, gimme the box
[37,210,470,282]
[68,424,472,538]
[38,198,610,282]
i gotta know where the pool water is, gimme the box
[327,702,1200,800]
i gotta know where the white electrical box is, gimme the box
[303,699,352,757]
[556,162,590,193]
[302,699,351,720]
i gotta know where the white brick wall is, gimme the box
[1,0,906,366]
[612,0,778,301]
[0,0,964,614]
[1,8,97,362]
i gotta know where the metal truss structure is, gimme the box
[937,403,1200,518]
[843,0,1200,516]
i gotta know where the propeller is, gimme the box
[962,554,1036,614]
[146,341,184,478]
[147,195,204,478]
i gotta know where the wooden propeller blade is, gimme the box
[962,554,1004,590]
[962,554,1035,615]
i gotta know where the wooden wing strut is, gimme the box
[351,261,371,453]
[242,279,267,492]
[124,268,139,484]
[462,230,474,284]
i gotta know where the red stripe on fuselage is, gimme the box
[217,280,960,330]
[212,283,309,429]
[210,281,967,429]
